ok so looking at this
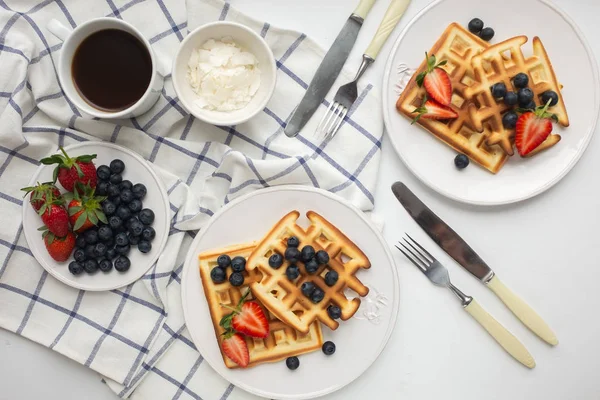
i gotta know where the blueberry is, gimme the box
[315,250,329,265]
[229,272,244,287]
[109,215,123,230]
[502,111,519,129]
[119,180,133,191]
[327,305,342,320]
[129,199,143,213]
[115,232,129,246]
[110,159,125,174]
[106,248,117,260]
[96,181,109,196]
[454,154,470,169]
[138,241,152,253]
[115,244,131,256]
[286,356,299,370]
[284,247,300,263]
[110,195,121,207]
[540,90,559,107]
[217,254,231,269]
[300,245,315,263]
[324,270,339,286]
[524,100,537,110]
[490,82,507,99]
[107,184,120,198]
[83,259,98,273]
[114,256,131,272]
[322,341,336,355]
[103,237,115,248]
[268,253,284,269]
[286,264,300,280]
[301,281,316,298]
[128,233,140,245]
[468,18,484,34]
[98,225,113,241]
[93,242,107,258]
[504,91,518,106]
[97,165,111,181]
[84,244,95,259]
[98,259,113,272]
[116,206,132,221]
[479,27,495,41]
[132,183,147,200]
[129,220,144,236]
[210,267,227,283]
[84,229,98,244]
[141,227,156,241]
[69,261,84,275]
[311,287,325,303]
[109,173,122,185]
[513,73,529,89]
[287,236,300,248]
[517,88,534,106]
[102,200,117,216]
[73,248,86,262]
[231,256,246,273]
[120,189,134,204]
[76,235,87,249]
[305,259,319,274]
[138,209,155,225]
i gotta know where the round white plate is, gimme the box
[382,0,600,205]
[22,142,170,291]
[181,186,399,400]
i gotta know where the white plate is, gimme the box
[382,0,600,205]
[181,186,399,400]
[22,142,170,291]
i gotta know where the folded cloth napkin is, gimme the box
[0,0,383,398]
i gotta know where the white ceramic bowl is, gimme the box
[172,21,277,126]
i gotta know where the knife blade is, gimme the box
[392,181,558,346]
[284,0,376,137]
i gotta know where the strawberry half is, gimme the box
[68,183,107,233]
[416,52,452,106]
[21,182,61,212]
[42,229,76,262]
[221,332,249,368]
[40,147,97,192]
[515,99,558,157]
[412,99,458,124]
[220,290,269,339]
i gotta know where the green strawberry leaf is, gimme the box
[74,163,83,178]
[73,212,88,231]
[96,211,108,224]
[69,205,83,216]
[416,71,426,87]
[219,313,233,331]
[88,212,98,225]
[52,166,59,183]
[76,154,96,163]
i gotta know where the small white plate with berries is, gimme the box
[21,142,170,291]
[382,0,599,205]
[181,186,400,400]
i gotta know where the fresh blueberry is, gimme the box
[502,111,519,129]
[517,87,534,107]
[540,90,559,107]
[119,180,133,191]
[513,73,529,89]
[468,18,484,34]
[76,235,87,249]
[300,245,315,262]
[120,189,134,204]
[305,259,319,274]
[311,287,325,303]
[114,256,131,272]
[93,242,107,258]
[210,267,227,283]
[138,241,152,253]
[110,159,125,174]
[98,225,113,241]
[324,270,339,286]
[115,232,129,246]
[285,247,300,263]
[84,244,95,259]
[84,229,99,244]
[301,282,316,298]
[103,237,115,248]
[69,261,84,275]
[269,253,284,269]
[286,265,300,280]
[128,199,143,213]
[229,272,244,287]
[127,216,139,227]
[116,206,132,221]
[286,356,299,370]
[454,154,470,169]
[138,209,155,225]
[132,183,147,200]
[141,227,156,241]
[108,215,123,230]
[98,259,113,272]
[115,244,131,256]
[102,200,117,216]
[109,173,123,185]
[479,27,495,41]
[327,305,342,320]
[97,165,111,181]
[231,256,246,273]
[110,195,121,207]
[106,248,117,260]
[315,250,329,265]
[73,248,86,262]
[322,341,336,355]
[107,184,120,198]
[524,100,537,110]
[287,236,300,248]
[504,91,518,106]
[128,233,140,246]
[96,181,109,196]
[83,259,98,273]
[490,82,507,99]
[129,220,144,237]
[217,254,231,269]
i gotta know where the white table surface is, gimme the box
[2,0,600,399]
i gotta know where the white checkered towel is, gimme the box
[0,0,383,398]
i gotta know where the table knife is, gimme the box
[392,182,558,346]
[284,0,376,137]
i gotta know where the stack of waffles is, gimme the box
[396,23,569,174]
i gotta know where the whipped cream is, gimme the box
[186,37,261,112]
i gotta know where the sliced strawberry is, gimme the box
[412,99,458,123]
[416,52,452,105]
[515,100,558,156]
[222,333,249,368]
[232,302,269,339]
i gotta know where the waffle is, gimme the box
[396,23,510,174]
[198,242,323,369]
[464,35,569,156]
[246,211,371,334]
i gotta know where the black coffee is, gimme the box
[72,29,152,112]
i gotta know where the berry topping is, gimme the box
[268,253,284,269]
[287,236,300,248]
[284,247,300,263]
[540,90,559,107]
[300,245,316,263]
[517,87,534,107]
[301,281,316,298]
[454,154,469,169]
[231,256,246,273]
[504,91,518,106]
[286,264,300,280]
[324,270,339,286]
[217,254,231,268]
[311,287,325,303]
[229,272,244,287]
[220,290,269,339]
[515,100,558,157]
[513,73,529,89]
[479,27,495,41]
[322,341,336,355]
[222,333,249,368]
[502,111,519,129]
[286,356,299,370]
[490,82,507,99]
[412,100,458,123]
[315,250,330,265]
[327,305,342,320]
[468,18,484,34]
[416,53,452,106]
[305,259,319,274]
[211,267,227,283]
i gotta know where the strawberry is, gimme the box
[40,147,97,192]
[221,332,249,368]
[21,182,61,212]
[412,99,458,124]
[42,229,76,262]
[220,290,269,338]
[416,52,452,106]
[68,183,107,233]
[515,99,558,157]
[39,199,70,238]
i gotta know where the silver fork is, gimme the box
[396,234,536,369]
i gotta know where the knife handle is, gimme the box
[364,0,411,60]
[487,275,558,346]
[353,0,377,20]
[464,299,536,369]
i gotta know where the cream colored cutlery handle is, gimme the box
[365,0,411,60]
[464,299,536,369]
[353,0,377,20]
[487,275,558,346]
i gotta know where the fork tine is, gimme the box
[395,243,427,272]
[324,103,343,137]
[399,239,431,267]
[328,106,347,139]
[405,233,435,262]
[316,102,336,137]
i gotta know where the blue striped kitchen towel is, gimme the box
[0,0,383,398]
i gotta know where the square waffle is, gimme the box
[198,242,323,369]
[246,211,371,334]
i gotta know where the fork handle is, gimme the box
[353,0,377,20]
[487,275,558,346]
[364,0,411,60]
[464,299,536,369]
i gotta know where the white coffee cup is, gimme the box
[47,18,165,119]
